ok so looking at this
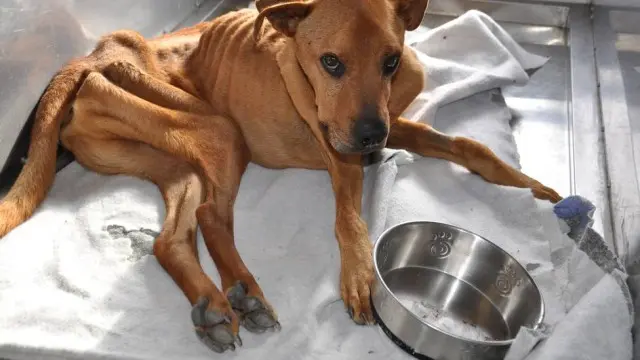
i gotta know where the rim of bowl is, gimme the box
[372,220,545,347]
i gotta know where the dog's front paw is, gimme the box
[340,245,376,325]
[530,181,562,203]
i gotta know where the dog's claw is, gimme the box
[348,306,375,326]
[363,310,377,325]
[227,281,280,333]
[196,329,224,353]
[191,296,237,353]
[243,307,280,333]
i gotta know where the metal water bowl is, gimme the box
[371,221,544,360]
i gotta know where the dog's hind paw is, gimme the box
[191,296,241,353]
[226,281,281,333]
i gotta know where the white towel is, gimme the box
[0,10,633,360]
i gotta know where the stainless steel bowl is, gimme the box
[371,221,544,360]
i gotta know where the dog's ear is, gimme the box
[255,0,288,12]
[393,0,429,31]
[254,0,314,41]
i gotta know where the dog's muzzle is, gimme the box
[352,117,388,153]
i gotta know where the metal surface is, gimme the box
[505,43,572,203]
[372,221,544,360]
[422,13,567,45]
[593,6,640,267]
[427,0,570,28]
[565,5,614,252]
[594,0,640,8]
[610,10,640,34]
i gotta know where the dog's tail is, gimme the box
[0,60,90,238]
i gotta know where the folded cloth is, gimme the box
[0,10,633,360]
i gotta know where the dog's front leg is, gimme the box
[275,40,375,324]
[387,117,562,202]
[326,155,375,325]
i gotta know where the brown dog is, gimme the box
[0,0,561,353]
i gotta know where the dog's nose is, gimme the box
[353,117,388,148]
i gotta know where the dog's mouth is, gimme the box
[319,122,385,155]
[356,142,386,154]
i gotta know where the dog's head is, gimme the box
[255,0,428,154]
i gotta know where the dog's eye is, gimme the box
[320,54,345,78]
[382,54,401,76]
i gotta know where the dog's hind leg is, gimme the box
[101,60,212,115]
[60,124,242,352]
[71,71,279,335]
[386,117,562,202]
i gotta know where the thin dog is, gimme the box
[0,0,561,353]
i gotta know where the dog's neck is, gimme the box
[274,40,319,134]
